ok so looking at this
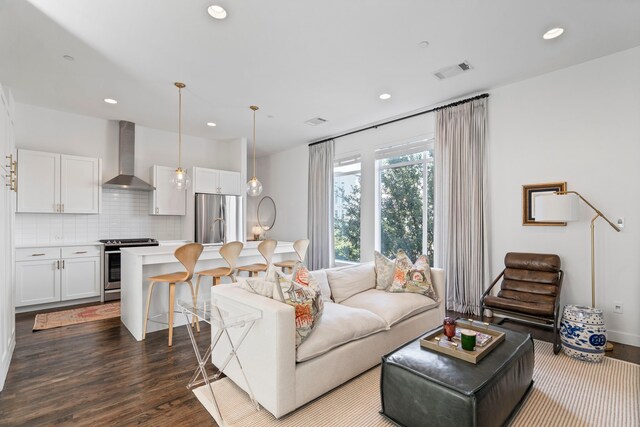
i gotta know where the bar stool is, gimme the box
[195,241,244,295]
[237,239,277,277]
[274,239,310,274]
[143,242,203,347]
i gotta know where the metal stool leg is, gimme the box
[143,280,158,340]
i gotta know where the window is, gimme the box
[376,139,434,264]
[334,156,361,263]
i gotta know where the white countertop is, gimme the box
[121,240,269,256]
[16,242,104,249]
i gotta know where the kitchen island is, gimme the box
[120,241,295,341]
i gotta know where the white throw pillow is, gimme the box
[374,251,395,290]
[309,269,332,302]
[237,277,276,298]
[326,262,376,303]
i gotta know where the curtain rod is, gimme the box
[308,93,489,147]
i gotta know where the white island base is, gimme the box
[120,241,295,341]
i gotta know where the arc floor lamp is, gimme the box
[536,190,621,351]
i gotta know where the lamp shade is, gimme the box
[535,193,579,222]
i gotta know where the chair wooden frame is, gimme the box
[195,241,244,295]
[237,239,277,277]
[481,269,564,354]
[274,239,309,273]
[143,243,203,346]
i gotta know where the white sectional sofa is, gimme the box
[210,262,445,418]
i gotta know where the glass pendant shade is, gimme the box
[246,176,263,197]
[170,167,191,190]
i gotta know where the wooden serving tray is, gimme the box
[419,320,506,364]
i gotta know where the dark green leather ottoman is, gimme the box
[381,324,534,427]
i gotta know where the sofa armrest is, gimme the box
[210,284,297,418]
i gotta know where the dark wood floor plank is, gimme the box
[0,305,637,426]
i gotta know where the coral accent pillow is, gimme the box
[388,251,438,301]
[275,262,324,347]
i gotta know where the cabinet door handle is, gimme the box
[61,204,65,213]
[73,251,87,254]
[56,260,60,269]
[62,260,65,269]
[31,253,46,257]
[156,207,159,214]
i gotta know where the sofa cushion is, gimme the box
[309,270,332,302]
[296,302,388,362]
[374,251,396,290]
[341,289,438,327]
[326,262,376,303]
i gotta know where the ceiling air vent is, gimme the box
[304,117,327,126]
[433,61,474,80]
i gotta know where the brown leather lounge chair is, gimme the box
[482,252,564,354]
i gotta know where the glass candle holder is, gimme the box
[443,317,456,341]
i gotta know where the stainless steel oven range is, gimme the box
[99,238,159,301]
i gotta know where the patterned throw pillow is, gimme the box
[374,251,395,290]
[275,262,324,347]
[388,251,438,301]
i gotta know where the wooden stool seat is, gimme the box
[274,239,309,274]
[236,263,268,277]
[273,260,296,270]
[148,272,190,283]
[237,240,277,278]
[143,243,204,347]
[195,241,244,289]
[197,266,233,277]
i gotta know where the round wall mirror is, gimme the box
[257,196,277,231]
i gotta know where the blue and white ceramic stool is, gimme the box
[560,304,607,363]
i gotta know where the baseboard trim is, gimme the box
[15,297,102,314]
[608,329,640,348]
[0,329,16,392]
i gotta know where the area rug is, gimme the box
[33,302,120,331]
[193,340,639,427]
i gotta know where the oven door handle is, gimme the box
[105,250,121,254]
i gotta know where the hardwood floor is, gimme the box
[0,306,215,426]
[1,306,638,426]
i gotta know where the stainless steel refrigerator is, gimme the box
[194,193,244,244]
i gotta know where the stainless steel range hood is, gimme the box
[103,121,155,191]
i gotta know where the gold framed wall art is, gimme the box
[522,182,567,226]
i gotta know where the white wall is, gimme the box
[488,46,640,346]
[14,103,244,243]
[255,114,435,263]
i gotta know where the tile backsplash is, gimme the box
[15,189,183,246]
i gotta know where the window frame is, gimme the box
[374,138,434,259]
[333,154,362,264]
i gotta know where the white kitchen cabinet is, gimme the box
[0,83,16,392]
[193,167,241,195]
[150,165,186,215]
[61,154,101,213]
[16,149,60,213]
[15,258,61,306]
[15,245,102,308]
[17,149,101,214]
[61,257,101,300]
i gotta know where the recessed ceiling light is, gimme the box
[206,122,217,127]
[63,55,75,61]
[543,27,564,40]
[104,98,118,104]
[418,41,430,48]
[379,93,392,100]
[207,5,227,20]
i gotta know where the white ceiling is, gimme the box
[1,0,639,155]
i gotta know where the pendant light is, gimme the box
[170,82,191,190]
[246,105,263,197]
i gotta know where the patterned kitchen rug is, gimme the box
[33,302,120,331]
[193,340,639,427]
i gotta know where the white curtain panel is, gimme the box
[435,98,488,315]
[307,140,335,270]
